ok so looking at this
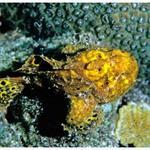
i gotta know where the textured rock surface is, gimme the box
[0,31,34,72]
[115,102,150,147]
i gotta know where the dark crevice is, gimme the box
[6,75,70,138]
[119,141,135,147]
[33,45,67,62]
[116,97,128,114]
[0,14,15,33]
[34,76,70,137]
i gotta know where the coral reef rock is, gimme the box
[115,102,150,147]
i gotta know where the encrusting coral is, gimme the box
[0,44,139,132]
[115,102,150,147]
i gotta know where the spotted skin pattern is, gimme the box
[0,77,24,112]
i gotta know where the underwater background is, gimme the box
[0,3,150,147]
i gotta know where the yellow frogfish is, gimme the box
[0,44,139,132]
[46,46,138,130]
